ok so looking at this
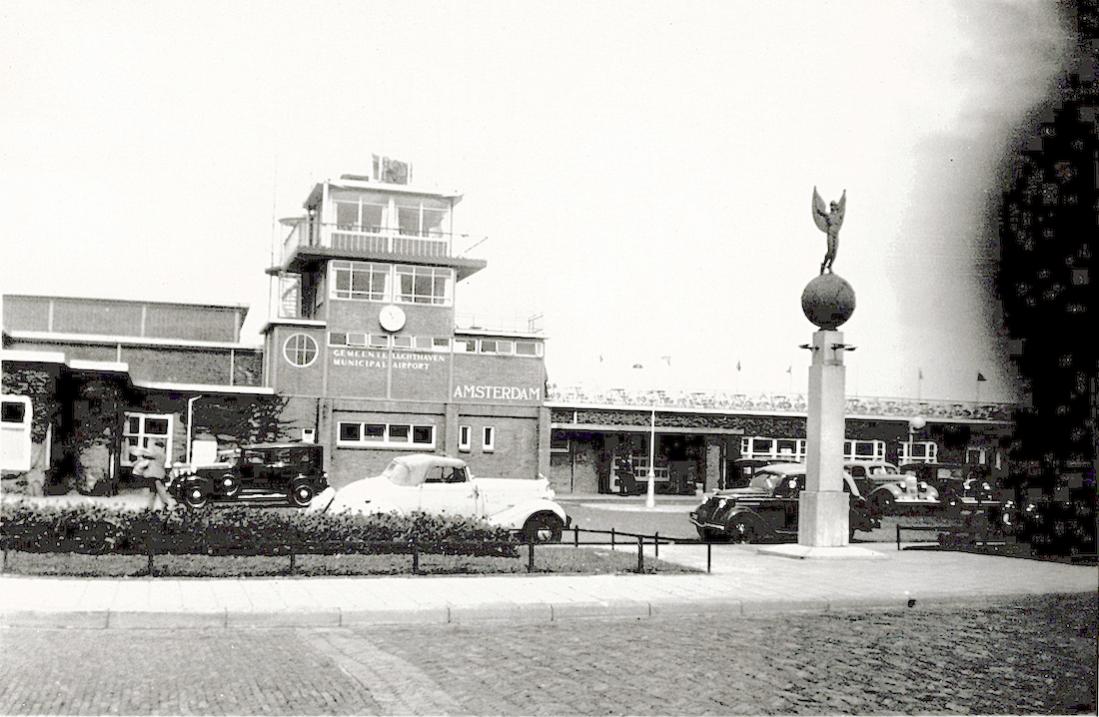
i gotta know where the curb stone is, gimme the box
[2,590,1094,629]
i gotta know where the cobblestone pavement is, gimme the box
[1,594,1094,715]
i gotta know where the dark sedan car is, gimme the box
[168,442,328,508]
[689,466,879,543]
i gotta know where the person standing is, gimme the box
[133,441,174,509]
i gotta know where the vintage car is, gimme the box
[308,454,570,542]
[843,461,902,490]
[722,458,788,489]
[897,462,997,512]
[168,442,328,508]
[689,466,879,543]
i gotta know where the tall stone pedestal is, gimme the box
[758,326,881,560]
[800,328,848,546]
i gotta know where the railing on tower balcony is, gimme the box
[282,220,485,263]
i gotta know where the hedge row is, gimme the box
[0,502,519,557]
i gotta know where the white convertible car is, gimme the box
[308,454,570,542]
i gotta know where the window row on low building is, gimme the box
[326,332,543,356]
[336,420,497,452]
[739,436,940,464]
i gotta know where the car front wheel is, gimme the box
[289,482,315,508]
[521,513,563,543]
[872,492,896,515]
[182,484,209,508]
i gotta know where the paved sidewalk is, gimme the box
[2,542,1093,629]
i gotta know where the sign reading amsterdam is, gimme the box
[453,384,542,401]
[331,349,446,371]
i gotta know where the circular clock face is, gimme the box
[378,305,406,333]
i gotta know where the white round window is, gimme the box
[283,334,318,368]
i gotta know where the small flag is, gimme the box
[785,365,792,374]
[632,363,644,369]
[736,360,742,372]
[977,372,987,382]
[918,368,923,380]
[598,355,604,363]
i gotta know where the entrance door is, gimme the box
[1,396,32,471]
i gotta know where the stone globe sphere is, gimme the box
[801,274,856,329]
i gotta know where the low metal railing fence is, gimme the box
[0,525,721,577]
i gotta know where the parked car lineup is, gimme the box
[689,464,880,543]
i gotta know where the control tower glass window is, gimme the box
[395,265,453,305]
[396,197,449,237]
[332,190,386,232]
[332,261,389,301]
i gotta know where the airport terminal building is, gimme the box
[1,169,1014,495]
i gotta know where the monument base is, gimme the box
[756,544,885,560]
[797,490,849,547]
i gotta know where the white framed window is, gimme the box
[514,341,543,357]
[965,447,987,465]
[899,441,937,464]
[332,190,387,233]
[550,429,570,454]
[367,334,390,349]
[453,338,477,353]
[479,339,514,355]
[395,196,449,237]
[843,439,886,462]
[122,413,173,467]
[328,331,370,347]
[337,421,435,449]
[331,260,390,302]
[482,426,495,452]
[395,265,453,306]
[283,334,318,367]
[458,425,471,452]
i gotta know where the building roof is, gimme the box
[3,294,250,329]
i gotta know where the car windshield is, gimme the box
[381,460,417,487]
[748,472,780,490]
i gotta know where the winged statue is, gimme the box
[812,187,846,274]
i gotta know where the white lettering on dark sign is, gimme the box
[452,384,542,402]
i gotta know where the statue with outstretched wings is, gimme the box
[812,187,846,274]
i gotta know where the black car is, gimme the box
[169,442,328,508]
[689,468,879,543]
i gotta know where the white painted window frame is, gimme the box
[122,412,174,467]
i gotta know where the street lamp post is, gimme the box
[907,415,926,463]
[646,407,656,508]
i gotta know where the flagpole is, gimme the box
[917,368,923,402]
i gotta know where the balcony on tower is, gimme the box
[274,173,488,280]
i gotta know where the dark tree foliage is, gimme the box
[995,0,1096,554]
[193,395,293,448]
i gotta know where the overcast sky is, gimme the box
[0,1,1071,402]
